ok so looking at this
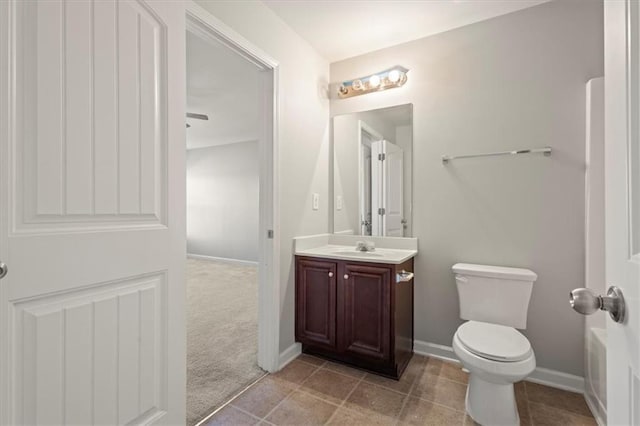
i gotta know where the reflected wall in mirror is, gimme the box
[333,104,412,237]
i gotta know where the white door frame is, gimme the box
[185,2,281,373]
[358,121,383,236]
[0,2,11,422]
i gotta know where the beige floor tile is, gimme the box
[296,354,326,367]
[265,390,338,425]
[411,374,467,412]
[364,355,426,394]
[323,361,368,379]
[515,381,531,425]
[423,358,469,385]
[204,405,260,426]
[529,402,597,426]
[299,368,360,404]
[345,381,407,418]
[328,406,398,426]
[463,414,480,425]
[272,359,319,386]
[231,376,297,418]
[462,406,530,426]
[526,383,593,418]
[398,397,465,426]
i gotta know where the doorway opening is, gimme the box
[185,8,278,425]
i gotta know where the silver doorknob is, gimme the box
[0,262,6,280]
[570,286,625,323]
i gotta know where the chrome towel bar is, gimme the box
[442,146,551,164]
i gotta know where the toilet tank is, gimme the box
[453,263,537,329]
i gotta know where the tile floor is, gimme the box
[204,354,596,426]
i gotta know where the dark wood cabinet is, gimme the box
[295,255,414,379]
[295,258,338,349]
[342,263,391,360]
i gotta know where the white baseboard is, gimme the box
[528,366,585,394]
[584,391,606,426]
[278,343,301,370]
[187,253,258,267]
[414,339,585,394]
[414,340,458,362]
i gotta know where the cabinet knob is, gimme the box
[344,274,349,280]
[328,272,334,277]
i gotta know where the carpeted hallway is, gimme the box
[187,258,266,425]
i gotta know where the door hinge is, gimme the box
[267,229,274,239]
[378,153,386,161]
[378,208,385,215]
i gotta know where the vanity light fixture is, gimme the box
[338,66,408,99]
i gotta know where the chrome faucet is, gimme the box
[356,241,375,252]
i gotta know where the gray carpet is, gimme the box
[187,258,265,425]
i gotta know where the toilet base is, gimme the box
[466,374,519,426]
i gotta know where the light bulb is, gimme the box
[388,69,401,83]
[353,79,363,91]
[369,74,381,88]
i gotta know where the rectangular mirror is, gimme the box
[333,104,413,237]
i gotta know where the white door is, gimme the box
[0,1,186,425]
[605,1,640,424]
[372,140,404,237]
[360,131,374,236]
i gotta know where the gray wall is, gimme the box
[330,0,603,376]
[187,141,259,262]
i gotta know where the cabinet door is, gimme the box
[342,263,392,360]
[296,258,338,349]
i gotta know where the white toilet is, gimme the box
[451,263,537,426]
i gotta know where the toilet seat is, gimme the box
[456,321,532,362]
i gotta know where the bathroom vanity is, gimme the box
[294,235,417,379]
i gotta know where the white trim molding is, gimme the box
[414,340,585,394]
[185,1,281,373]
[279,343,302,370]
[584,392,606,426]
[187,253,259,267]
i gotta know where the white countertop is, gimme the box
[295,244,417,265]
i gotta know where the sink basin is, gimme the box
[331,250,384,257]
[295,243,417,264]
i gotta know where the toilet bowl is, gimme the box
[451,263,538,426]
[453,321,535,426]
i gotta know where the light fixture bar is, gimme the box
[338,66,408,99]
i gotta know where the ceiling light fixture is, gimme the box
[338,66,408,99]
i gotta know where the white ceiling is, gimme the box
[186,31,262,150]
[187,1,550,149]
[262,0,551,62]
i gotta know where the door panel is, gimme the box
[16,0,165,231]
[0,1,186,424]
[383,141,404,237]
[296,259,338,348]
[16,274,165,425]
[371,140,404,237]
[342,263,391,360]
[605,1,640,423]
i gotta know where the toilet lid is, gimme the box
[457,321,532,362]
